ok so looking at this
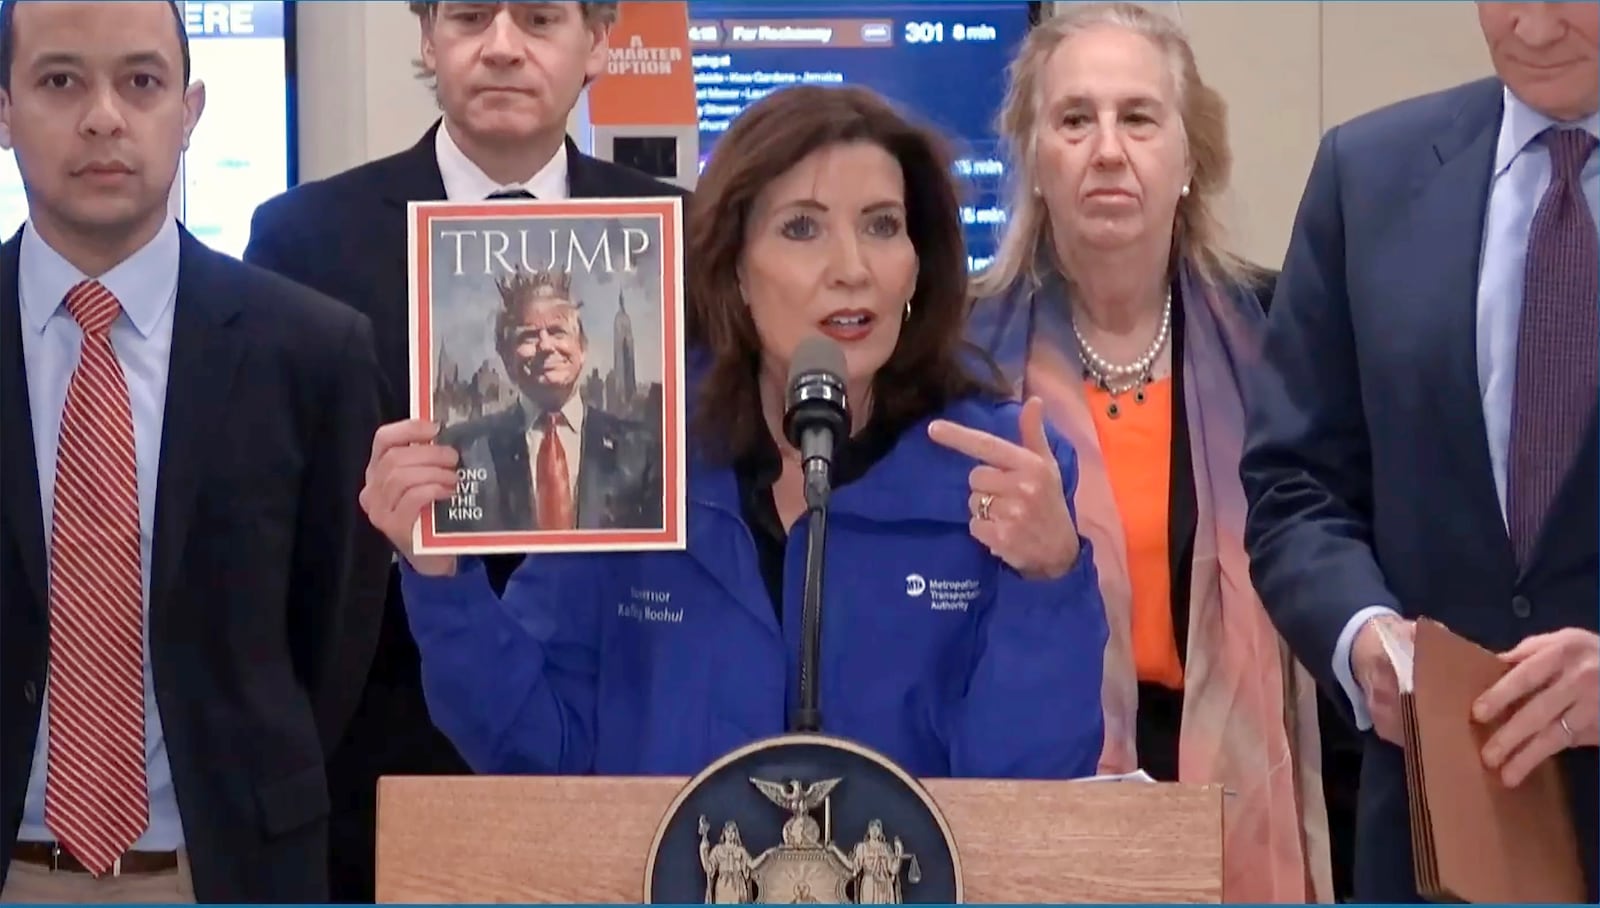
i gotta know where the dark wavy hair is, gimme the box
[687,84,1000,463]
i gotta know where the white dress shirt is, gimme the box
[434,121,570,202]
[1334,89,1600,729]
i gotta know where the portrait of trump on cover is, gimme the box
[436,265,663,534]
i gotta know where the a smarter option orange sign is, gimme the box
[589,2,696,128]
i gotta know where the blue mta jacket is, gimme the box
[399,393,1108,780]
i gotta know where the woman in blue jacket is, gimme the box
[360,85,1109,782]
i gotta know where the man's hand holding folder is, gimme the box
[1472,627,1599,787]
[1355,615,1416,745]
[1390,618,1588,903]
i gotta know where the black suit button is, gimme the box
[22,681,37,705]
[1511,595,1533,619]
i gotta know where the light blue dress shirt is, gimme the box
[16,218,185,850]
[1333,89,1600,729]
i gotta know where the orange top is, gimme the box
[1086,377,1183,689]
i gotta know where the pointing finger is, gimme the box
[1019,397,1054,459]
[928,419,1031,471]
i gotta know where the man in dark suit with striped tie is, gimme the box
[242,3,688,900]
[1241,3,1598,902]
[0,0,386,901]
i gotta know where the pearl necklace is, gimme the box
[1072,287,1172,419]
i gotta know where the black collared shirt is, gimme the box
[733,414,907,622]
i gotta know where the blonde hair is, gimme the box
[970,1,1245,298]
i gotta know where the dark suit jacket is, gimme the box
[0,228,387,902]
[440,402,661,533]
[242,122,689,901]
[1241,77,1598,903]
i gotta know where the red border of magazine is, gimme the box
[407,196,687,555]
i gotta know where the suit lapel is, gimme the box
[381,126,448,316]
[380,121,449,211]
[1403,82,1515,574]
[363,123,449,419]
[575,407,620,529]
[0,232,49,615]
[576,410,598,528]
[486,413,532,530]
[393,128,620,203]
[566,138,606,198]
[148,231,244,619]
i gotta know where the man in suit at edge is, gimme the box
[243,2,688,899]
[0,0,387,902]
[1241,3,1598,902]
[438,266,662,534]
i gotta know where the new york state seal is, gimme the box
[644,734,962,904]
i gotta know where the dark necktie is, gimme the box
[488,189,535,200]
[1507,127,1599,566]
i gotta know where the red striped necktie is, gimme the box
[44,279,149,875]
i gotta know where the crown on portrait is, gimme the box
[495,267,578,310]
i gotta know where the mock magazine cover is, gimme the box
[408,196,686,555]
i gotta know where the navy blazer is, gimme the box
[0,227,388,902]
[1241,77,1597,902]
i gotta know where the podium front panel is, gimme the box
[375,775,1222,903]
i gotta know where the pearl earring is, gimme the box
[1180,183,1191,198]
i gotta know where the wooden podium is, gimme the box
[374,775,1224,903]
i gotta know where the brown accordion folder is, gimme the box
[1402,618,1587,903]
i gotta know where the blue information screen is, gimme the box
[687,2,1035,272]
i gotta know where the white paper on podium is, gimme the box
[1075,769,1157,783]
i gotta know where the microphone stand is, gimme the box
[792,467,830,734]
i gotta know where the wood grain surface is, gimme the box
[375,775,1223,903]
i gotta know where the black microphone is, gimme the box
[782,336,849,510]
[781,337,849,734]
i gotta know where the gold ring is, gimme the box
[978,493,994,521]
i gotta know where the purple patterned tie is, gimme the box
[1507,127,1599,566]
